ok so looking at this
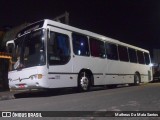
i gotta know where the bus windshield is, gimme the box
[12,29,46,70]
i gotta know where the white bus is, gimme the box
[6,19,152,91]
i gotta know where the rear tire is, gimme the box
[78,72,90,92]
[134,73,140,86]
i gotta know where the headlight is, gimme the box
[30,74,43,80]
[30,75,36,80]
[37,74,43,79]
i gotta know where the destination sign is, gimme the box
[17,20,44,37]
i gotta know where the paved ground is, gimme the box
[0,83,160,120]
[0,83,146,101]
[0,90,23,101]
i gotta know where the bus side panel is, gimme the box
[47,72,77,88]
[105,60,151,85]
[73,56,106,85]
[105,60,124,84]
[47,27,77,88]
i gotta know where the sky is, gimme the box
[1,0,160,53]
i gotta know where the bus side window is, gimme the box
[137,51,145,64]
[105,42,118,60]
[118,46,129,62]
[144,52,150,65]
[128,48,137,63]
[89,38,105,58]
[72,33,90,56]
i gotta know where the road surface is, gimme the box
[0,83,160,120]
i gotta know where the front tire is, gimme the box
[78,72,90,92]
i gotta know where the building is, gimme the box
[0,52,11,90]
[0,30,5,51]
[2,23,29,47]
[0,23,29,91]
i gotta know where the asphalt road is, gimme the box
[0,83,160,120]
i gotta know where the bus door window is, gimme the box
[48,31,70,65]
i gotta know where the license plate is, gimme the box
[19,84,25,88]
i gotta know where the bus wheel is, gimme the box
[78,72,90,92]
[134,73,140,86]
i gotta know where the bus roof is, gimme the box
[44,19,149,53]
[16,19,149,53]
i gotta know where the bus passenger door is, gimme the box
[47,27,76,88]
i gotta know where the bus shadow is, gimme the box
[14,88,78,99]
[14,84,130,99]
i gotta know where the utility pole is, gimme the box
[53,11,69,25]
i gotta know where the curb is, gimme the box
[0,94,15,101]
[0,90,27,101]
